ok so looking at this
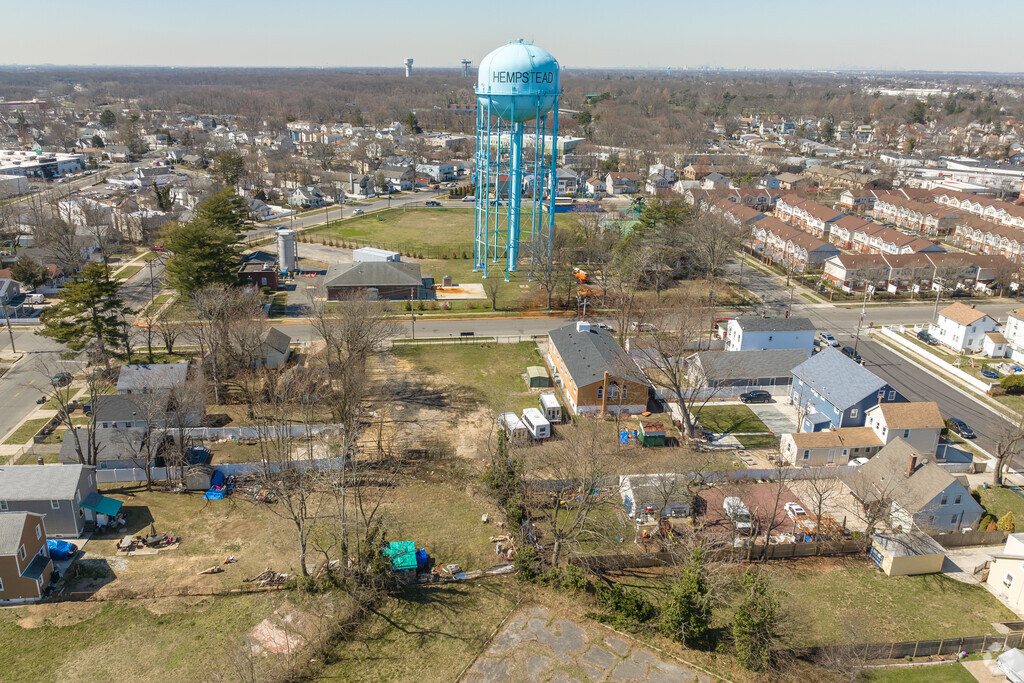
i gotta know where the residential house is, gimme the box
[0,278,21,305]
[843,439,983,533]
[605,172,639,195]
[380,166,415,192]
[688,349,808,392]
[780,427,883,467]
[415,162,455,183]
[0,512,52,603]
[838,190,876,213]
[791,348,904,432]
[828,215,874,248]
[0,464,99,536]
[786,232,841,271]
[986,534,1024,611]
[927,302,999,353]
[59,427,150,468]
[117,363,192,395]
[1003,307,1024,360]
[584,176,606,196]
[288,186,326,208]
[323,261,426,300]
[864,402,944,456]
[775,172,809,191]
[546,321,649,416]
[724,317,816,355]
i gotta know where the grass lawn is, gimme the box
[142,292,173,317]
[113,264,144,280]
[862,663,974,682]
[695,405,768,434]
[268,292,288,317]
[2,417,51,445]
[0,592,295,682]
[310,207,477,258]
[976,486,1024,524]
[763,557,1017,646]
[322,581,520,682]
[121,351,195,365]
[737,434,780,449]
[15,450,58,465]
[393,341,544,413]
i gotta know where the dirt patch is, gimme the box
[16,602,102,629]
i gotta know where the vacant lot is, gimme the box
[696,405,769,434]
[323,581,520,682]
[311,207,476,257]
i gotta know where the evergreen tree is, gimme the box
[196,188,248,232]
[90,134,104,148]
[660,544,713,647]
[213,150,245,186]
[732,567,781,672]
[9,254,48,288]
[162,217,243,296]
[99,109,116,128]
[39,262,132,369]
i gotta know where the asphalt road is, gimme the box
[0,328,64,442]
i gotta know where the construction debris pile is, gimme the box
[244,568,290,587]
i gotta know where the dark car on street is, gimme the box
[841,346,862,363]
[947,418,976,439]
[425,200,441,207]
[740,390,772,404]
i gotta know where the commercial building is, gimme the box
[0,150,83,178]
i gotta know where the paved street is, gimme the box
[0,328,63,441]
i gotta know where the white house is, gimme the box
[780,427,882,467]
[864,401,944,456]
[927,302,999,353]
[983,332,1008,359]
[724,316,816,355]
[1003,307,1024,360]
[620,474,691,524]
[986,534,1024,613]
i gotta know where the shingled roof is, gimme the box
[548,323,646,388]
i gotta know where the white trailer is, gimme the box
[498,412,529,445]
[539,392,561,423]
[521,408,551,440]
[353,247,401,263]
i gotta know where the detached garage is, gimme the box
[869,532,946,576]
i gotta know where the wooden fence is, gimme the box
[931,529,1008,548]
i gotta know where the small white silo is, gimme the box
[276,228,297,274]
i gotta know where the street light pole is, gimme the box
[853,286,869,355]
[1,302,15,353]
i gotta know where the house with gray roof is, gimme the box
[791,347,904,432]
[259,327,291,369]
[117,362,191,395]
[59,428,149,470]
[843,439,982,533]
[0,464,98,537]
[324,261,426,300]
[724,316,816,354]
[547,321,650,415]
[0,512,53,603]
[689,349,808,390]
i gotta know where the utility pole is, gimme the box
[1,302,15,353]
[409,301,416,340]
[853,286,869,355]
[932,279,942,321]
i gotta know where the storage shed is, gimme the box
[539,393,562,423]
[869,531,946,576]
[526,366,551,388]
[184,464,215,491]
[353,247,401,263]
[639,421,666,447]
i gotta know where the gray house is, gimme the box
[117,362,191,395]
[791,347,903,432]
[259,327,291,368]
[0,464,100,537]
[844,439,983,533]
[689,349,808,389]
[59,428,148,469]
[324,261,426,300]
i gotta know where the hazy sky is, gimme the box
[3,0,1021,72]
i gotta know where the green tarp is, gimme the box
[81,492,123,517]
[384,541,417,571]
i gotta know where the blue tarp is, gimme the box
[415,548,428,570]
[203,488,225,500]
[210,470,226,489]
[47,539,76,561]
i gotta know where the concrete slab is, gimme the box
[748,402,799,435]
[962,657,1009,683]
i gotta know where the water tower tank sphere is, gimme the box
[477,41,560,123]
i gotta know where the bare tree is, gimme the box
[482,276,501,312]
[35,358,112,467]
[683,208,743,281]
[994,416,1024,487]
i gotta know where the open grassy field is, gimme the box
[696,405,768,434]
[0,592,296,682]
[863,662,974,682]
[311,207,477,258]
[322,581,520,682]
[393,341,544,414]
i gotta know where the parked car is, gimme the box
[740,390,772,404]
[353,209,364,215]
[425,200,441,207]
[51,372,72,387]
[151,245,166,252]
[723,497,752,534]
[630,321,657,332]
[818,331,839,347]
[841,346,862,363]
[947,418,975,439]
[784,502,806,519]
[917,329,938,345]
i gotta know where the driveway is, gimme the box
[940,545,1004,584]
[748,401,799,435]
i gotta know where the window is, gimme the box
[850,408,859,419]
[50,500,60,510]
[888,391,896,401]
[18,545,26,561]
[35,524,41,540]
[596,387,603,400]
[802,450,810,460]
[903,429,910,438]
[76,491,80,504]
[0,577,4,592]
[940,495,948,505]
[954,495,962,505]
[88,474,93,486]
[0,500,6,511]
[952,515,958,524]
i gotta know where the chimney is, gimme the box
[906,454,917,478]
[576,320,591,333]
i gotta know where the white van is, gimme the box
[521,408,551,440]
[539,393,561,424]
[723,497,752,534]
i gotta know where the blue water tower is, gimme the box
[474,41,561,280]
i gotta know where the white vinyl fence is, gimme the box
[95,456,345,483]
